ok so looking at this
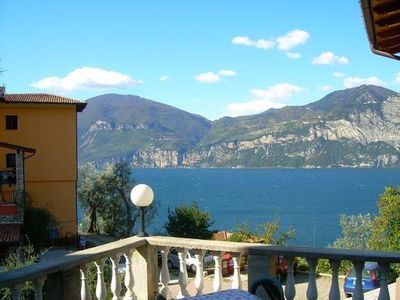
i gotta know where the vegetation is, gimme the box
[369,186,400,275]
[317,187,400,276]
[165,201,214,239]
[0,242,38,299]
[229,217,295,245]
[23,197,57,251]
[332,214,374,250]
[229,217,295,272]
[369,186,400,252]
[78,162,158,238]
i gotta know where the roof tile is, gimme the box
[1,93,86,112]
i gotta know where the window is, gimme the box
[5,115,18,130]
[6,153,16,169]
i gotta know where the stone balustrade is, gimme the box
[0,235,400,299]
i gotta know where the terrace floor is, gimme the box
[168,271,347,299]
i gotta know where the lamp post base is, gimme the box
[136,232,149,237]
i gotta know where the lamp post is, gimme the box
[130,184,154,237]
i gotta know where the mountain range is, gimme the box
[78,85,400,168]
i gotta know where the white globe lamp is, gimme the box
[130,184,154,237]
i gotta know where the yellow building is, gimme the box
[0,90,86,238]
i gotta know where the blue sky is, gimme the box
[1,1,399,120]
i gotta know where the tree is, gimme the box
[369,186,400,252]
[165,201,214,239]
[78,162,158,238]
[332,214,373,250]
[229,216,295,246]
[316,214,373,275]
[78,164,109,233]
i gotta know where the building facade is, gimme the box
[0,91,86,237]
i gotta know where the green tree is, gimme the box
[229,216,295,245]
[369,186,400,252]
[78,162,158,238]
[332,214,373,250]
[165,202,214,239]
[78,163,108,233]
[316,214,373,275]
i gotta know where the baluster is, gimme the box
[378,263,390,300]
[11,283,24,300]
[110,254,122,300]
[159,247,171,300]
[306,257,318,300]
[328,259,340,300]
[123,250,136,300]
[95,259,106,300]
[284,256,296,300]
[352,260,364,300]
[194,251,205,296]
[80,264,92,300]
[33,276,47,300]
[231,255,242,289]
[176,248,190,299]
[213,253,222,292]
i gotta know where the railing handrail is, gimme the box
[0,237,147,287]
[0,170,16,174]
[1,235,400,290]
[146,236,400,263]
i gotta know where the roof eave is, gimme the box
[360,0,400,61]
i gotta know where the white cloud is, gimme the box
[343,76,384,88]
[159,75,170,81]
[31,67,140,93]
[286,52,301,59]
[312,52,349,65]
[333,72,346,78]
[231,36,275,49]
[232,29,309,59]
[194,72,220,83]
[227,83,304,116]
[218,70,236,76]
[320,85,333,91]
[276,30,310,51]
[195,69,237,83]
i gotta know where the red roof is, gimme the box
[1,93,86,112]
[0,224,22,244]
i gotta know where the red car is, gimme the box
[276,256,298,280]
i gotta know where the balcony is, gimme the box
[0,171,16,186]
[0,236,399,299]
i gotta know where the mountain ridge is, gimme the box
[78,85,400,168]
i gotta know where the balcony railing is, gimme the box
[0,236,399,299]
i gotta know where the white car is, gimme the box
[185,249,214,273]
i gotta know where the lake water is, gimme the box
[128,168,400,247]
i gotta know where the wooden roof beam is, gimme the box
[372,0,400,13]
[376,23,400,38]
[374,10,400,26]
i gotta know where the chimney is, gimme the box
[0,86,5,97]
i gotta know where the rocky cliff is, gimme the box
[78,85,400,168]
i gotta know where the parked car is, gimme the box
[157,248,180,269]
[343,262,380,297]
[276,256,298,279]
[186,249,214,273]
[221,252,235,275]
